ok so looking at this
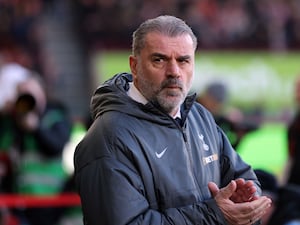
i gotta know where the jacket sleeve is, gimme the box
[75,154,227,225]
[217,126,262,194]
[74,110,229,225]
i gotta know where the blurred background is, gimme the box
[1,0,300,224]
[1,0,300,186]
[1,0,300,120]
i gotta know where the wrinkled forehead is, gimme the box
[143,32,195,55]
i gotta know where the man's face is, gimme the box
[129,32,195,116]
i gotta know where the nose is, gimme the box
[166,59,180,77]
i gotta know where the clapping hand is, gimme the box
[208,179,271,225]
[230,178,259,203]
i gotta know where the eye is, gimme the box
[153,56,165,63]
[179,59,188,64]
[178,57,190,64]
[151,56,166,68]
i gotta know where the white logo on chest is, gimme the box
[198,134,209,151]
[155,147,168,158]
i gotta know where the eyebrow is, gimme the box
[178,55,192,61]
[151,53,166,58]
[151,53,192,61]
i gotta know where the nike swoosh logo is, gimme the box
[155,147,168,158]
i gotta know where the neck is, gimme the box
[171,107,181,118]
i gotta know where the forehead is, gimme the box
[143,32,195,55]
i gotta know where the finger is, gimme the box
[231,187,256,203]
[250,194,259,201]
[225,196,271,225]
[251,197,272,219]
[237,187,257,201]
[220,180,237,199]
[249,207,269,225]
[240,196,272,220]
[244,180,257,192]
[236,181,257,201]
[235,178,245,187]
[244,180,254,186]
[208,182,219,197]
[237,180,255,193]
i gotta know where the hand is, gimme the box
[208,181,272,225]
[19,112,40,132]
[230,178,258,203]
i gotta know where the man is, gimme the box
[197,82,258,149]
[255,169,300,225]
[0,74,72,225]
[74,15,271,225]
[285,75,300,186]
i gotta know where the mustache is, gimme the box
[161,78,183,89]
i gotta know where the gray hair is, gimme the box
[132,15,198,56]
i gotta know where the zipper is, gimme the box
[180,124,202,193]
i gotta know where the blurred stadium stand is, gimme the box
[1,0,300,121]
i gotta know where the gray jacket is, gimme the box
[74,73,261,225]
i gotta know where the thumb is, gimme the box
[208,182,220,197]
[221,180,237,199]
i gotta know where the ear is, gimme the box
[129,55,137,77]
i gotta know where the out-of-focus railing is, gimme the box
[0,193,81,208]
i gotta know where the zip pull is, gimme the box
[182,129,187,142]
[174,117,182,126]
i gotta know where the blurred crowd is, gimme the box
[1,0,300,77]
[0,2,81,225]
[0,0,47,73]
[0,63,82,225]
[74,0,300,51]
[1,0,296,119]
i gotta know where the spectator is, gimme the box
[0,63,31,114]
[285,75,300,186]
[0,62,32,225]
[197,82,257,149]
[254,169,279,225]
[255,169,300,225]
[267,184,300,225]
[0,73,72,225]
